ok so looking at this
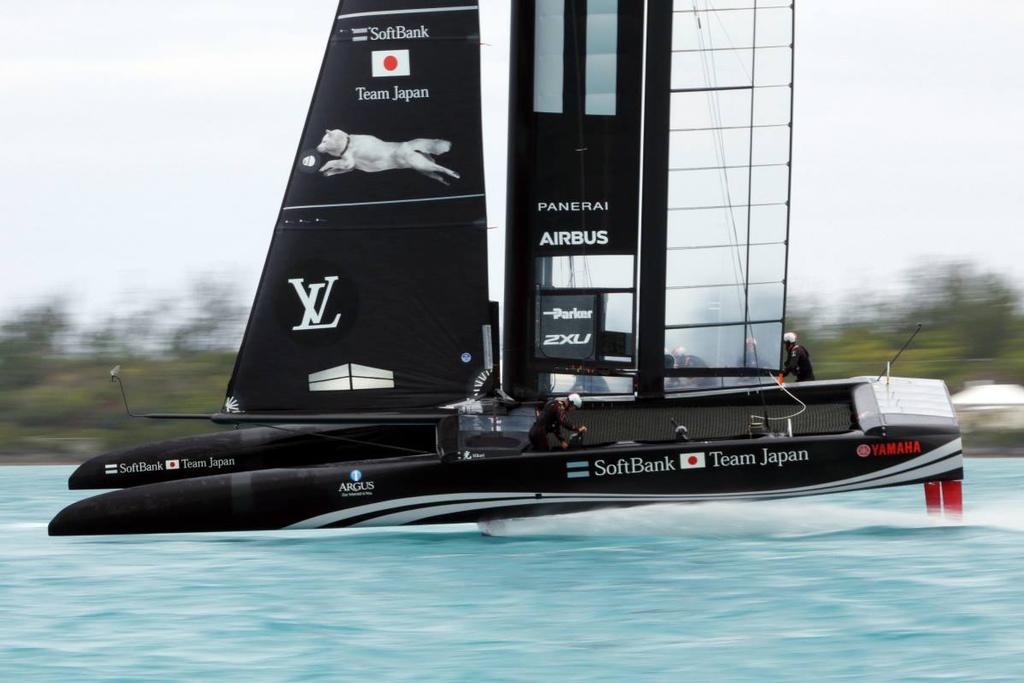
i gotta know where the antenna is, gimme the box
[878,323,923,382]
[109,365,140,418]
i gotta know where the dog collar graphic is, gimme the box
[338,135,351,158]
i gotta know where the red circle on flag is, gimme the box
[687,455,698,466]
[383,55,399,71]
[856,444,871,458]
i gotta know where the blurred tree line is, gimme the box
[1,263,1022,459]
[789,262,1024,388]
[0,278,246,459]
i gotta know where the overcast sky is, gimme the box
[2,1,1022,324]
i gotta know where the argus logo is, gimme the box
[339,469,375,496]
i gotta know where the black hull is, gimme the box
[50,431,963,536]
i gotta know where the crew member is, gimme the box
[529,393,587,451]
[782,331,815,382]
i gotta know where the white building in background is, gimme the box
[950,381,1024,431]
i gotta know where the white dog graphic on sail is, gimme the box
[316,129,460,185]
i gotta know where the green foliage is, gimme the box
[0,289,244,459]
[793,261,1024,391]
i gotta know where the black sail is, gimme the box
[226,0,492,413]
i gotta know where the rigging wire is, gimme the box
[693,3,747,291]
[249,423,435,456]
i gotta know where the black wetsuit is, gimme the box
[528,400,579,451]
[783,344,815,382]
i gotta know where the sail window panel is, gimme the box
[537,255,635,289]
[748,164,790,205]
[664,324,747,369]
[666,245,750,288]
[664,322,784,371]
[665,282,783,327]
[754,7,793,48]
[665,285,746,326]
[668,205,786,249]
[670,90,753,130]
[540,373,633,395]
[669,129,750,170]
[744,322,784,368]
[671,50,754,91]
[747,243,788,283]
[752,86,792,126]
[672,8,755,52]
[667,206,749,249]
[534,0,565,114]
[747,204,789,244]
[750,125,790,165]
[751,47,792,87]
[673,0,786,11]
[603,293,634,333]
[586,0,618,116]
[668,167,749,210]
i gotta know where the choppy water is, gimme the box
[3,461,1024,681]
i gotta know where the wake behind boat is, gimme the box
[50,0,962,536]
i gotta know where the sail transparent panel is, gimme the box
[586,0,619,115]
[537,255,635,289]
[534,0,566,113]
[660,2,792,379]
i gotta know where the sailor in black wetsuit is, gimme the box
[529,393,587,451]
[782,331,815,382]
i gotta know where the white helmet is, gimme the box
[567,393,583,409]
[783,332,798,343]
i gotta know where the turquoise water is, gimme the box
[3,462,1024,682]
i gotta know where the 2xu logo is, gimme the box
[543,333,592,346]
[290,276,341,331]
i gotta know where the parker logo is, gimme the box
[543,333,592,346]
[289,276,342,331]
[543,308,593,320]
[351,25,430,42]
[869,440,923,457]
[539,231,609,247]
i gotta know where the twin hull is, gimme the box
[49,431,963,535]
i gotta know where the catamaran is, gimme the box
[49,0,963,536]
